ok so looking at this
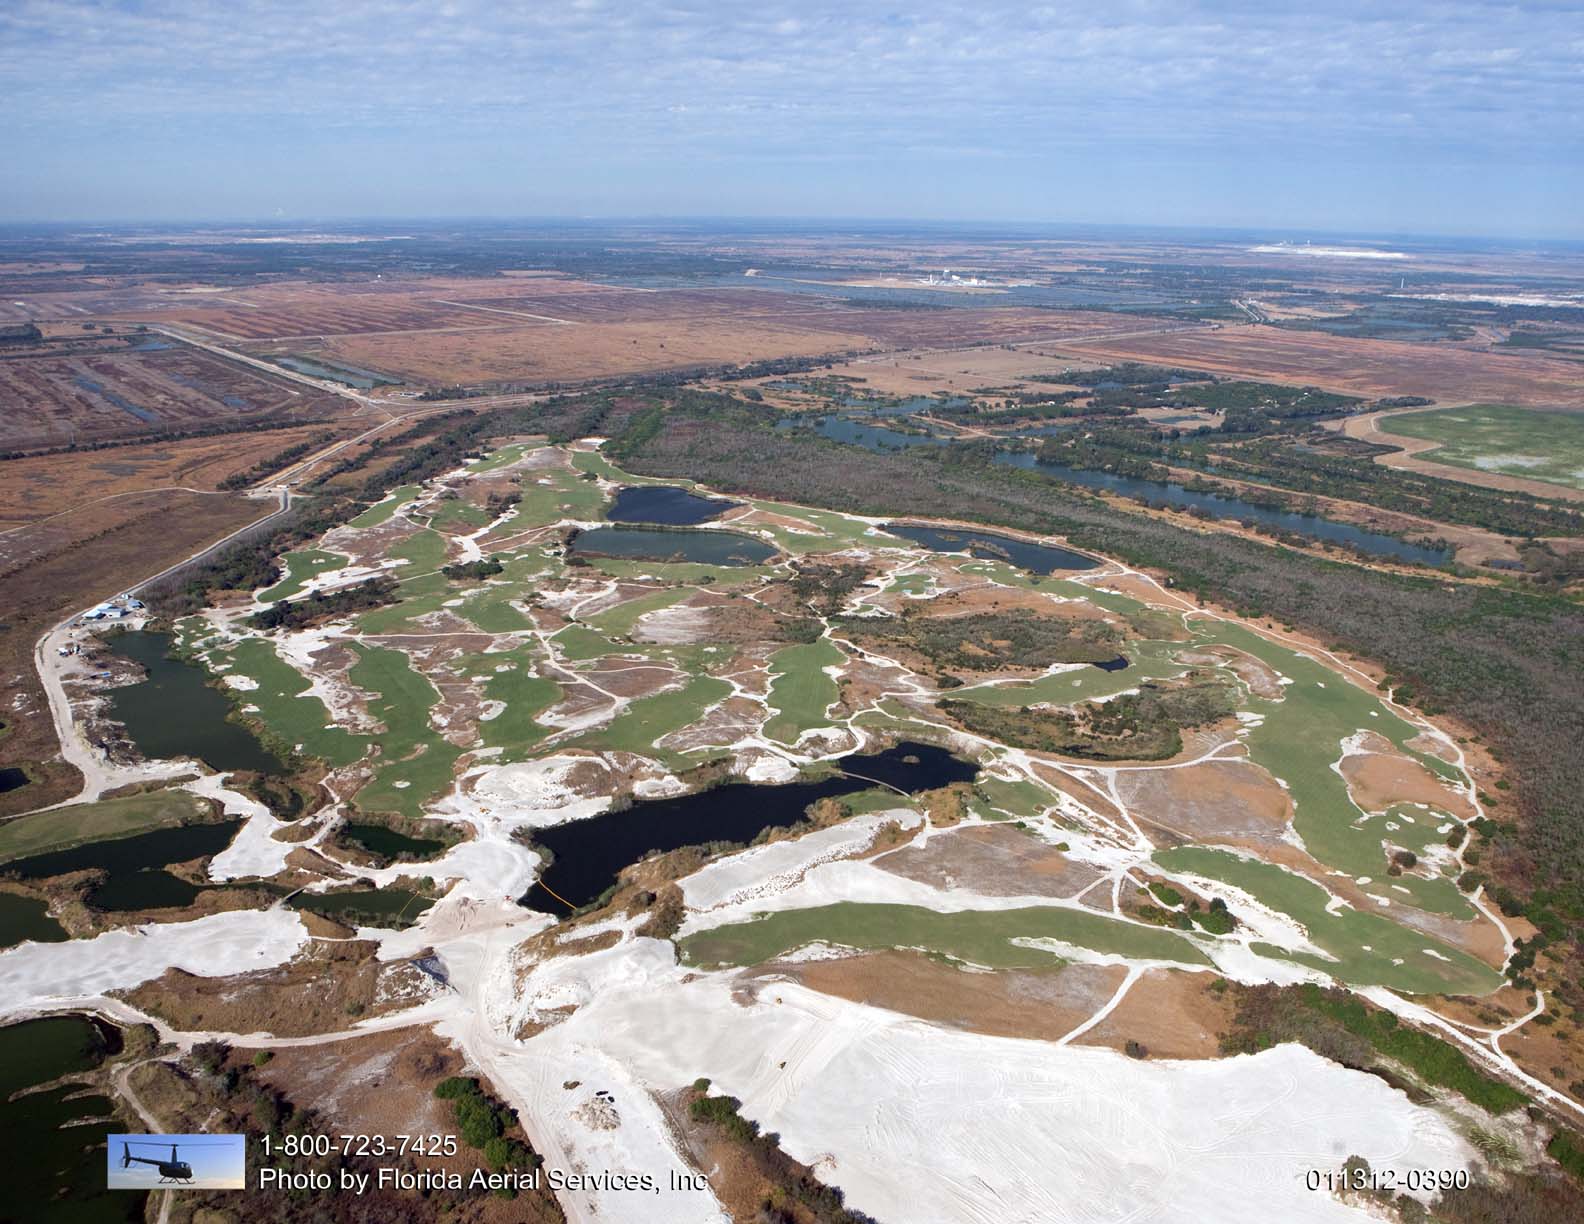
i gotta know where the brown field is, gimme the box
[1071,969,1232,1059]
[0,341,342,447]
[0,488,269,816]
[0,423,340,527]
[768,948,1126,1043]
[1052,322,1584,407]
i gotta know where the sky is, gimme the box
[3,0,1582,237]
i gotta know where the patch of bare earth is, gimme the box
[116,939,434,1036]
[874,823,1103,897]
[1071,969,1233,1059]
[1340,737,1476,819]
[766,951,1126,1042]
[260,1028,566,1222]
[1113,759,1293,845]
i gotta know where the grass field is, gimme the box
[575,674,731,765]
[679,900,1214,969]
[217,637,367,766]
[347,644,460,818]
[763,638,844,744]
[0,789,210,862]
[258,549,347,602]
[1383,403,1584,491]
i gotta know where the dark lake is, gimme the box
[609,485,740,525]
[0,891,68,948]
[524,741,977,911]
[0,767,28,794]
[995,453,1452,566]
[5,820,241,915]
[570,525,777,566]
[882,522,1099,575]
[342,822,446,860]
[288,887,433,927]
[104,632,284,774]
[0,1015,141,1224]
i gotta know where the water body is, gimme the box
[1093,657,1130,672]
[0,1015,141,1224]
[0,767,28,794]
[5,820,242,914]
[883,522,1099,575]
[570,525,777,566]
[342,822,446,860]
[273,355,399,389]
[288,887,433,927]
[0,891,68,948]
[839,395,970,417]
[525,742,978,911]
[995,453,1452,566]
[104,632,284,773]
[608,485,740,525]
[73,374,157,423]
[806,416,944,451]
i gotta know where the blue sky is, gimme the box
[4,1,1582,236]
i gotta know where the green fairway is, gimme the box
[574,673,731,764]
[764,638,845,744]
[258,549,346,602]
[587,588,692,637]
[679,901,1214,969]
[217,639,366,765]
[1156,847,1501,995]
[1199,621,1472,916]
[479,660,560,760]
[348,484,421,528]
[389,528,449,576]
[1384,403,1584,492]
[348,644,461,818]
[0,790,211,863]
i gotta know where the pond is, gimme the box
[0,1014,142,1224]
[0,891,68,948]
[524,741,978,911]
[287,887,434,927]
[4,820,242,915]
[795,416,946,451]
[882,522,1099,574]
[608,485,741,525]
[0,766,28,794]
[272,355,400,389]
[342,822,446,860]
[104,632,285,774]
[570,526,777,566]
[994,453,1452,566]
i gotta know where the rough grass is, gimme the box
[0,789,209,862]
[679,900,1213,969]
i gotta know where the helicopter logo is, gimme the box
[108,1132,246,1191]
[121,1140,195,1184]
